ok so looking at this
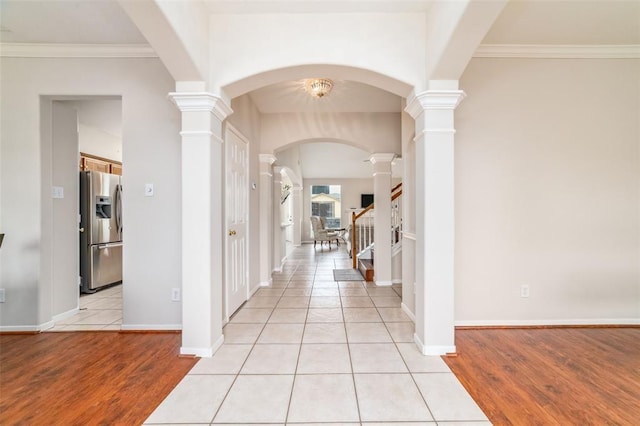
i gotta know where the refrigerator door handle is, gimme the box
[115,183,123,237]
[97,242,123,250]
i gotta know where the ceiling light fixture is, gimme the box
[304,78,333,98]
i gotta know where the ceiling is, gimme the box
[2,0,637,179]
[0,0,146,44]
[4,1,637,46]
[249,79,402,114]
[483,0,640,45]
[203,0,435,14]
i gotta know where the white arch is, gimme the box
[222,64,414,101]
[275,137,372,156]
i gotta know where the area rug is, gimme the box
[333,269,364,281]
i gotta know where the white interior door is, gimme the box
[225,125,249,317]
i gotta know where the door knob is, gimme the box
[228,230,236,236]
[79,228,85,233]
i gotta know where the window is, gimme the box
[310,184,341,228]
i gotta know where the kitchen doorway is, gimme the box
[42,97,124,331]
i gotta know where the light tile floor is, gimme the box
[46,284,122,331]
[146,245,490,425]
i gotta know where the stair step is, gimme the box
[358,259,374,282]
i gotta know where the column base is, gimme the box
[414,333,456,356]
[181,334,224,358]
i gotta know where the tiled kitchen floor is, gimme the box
[46,284,122,331]
[145,245,490,425]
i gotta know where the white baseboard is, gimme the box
[392,278,402,284]
[0,325,39,332]
[413,333,424,353]
[455,318,640,327]
[374,279,393,287]
[39,321,55,331]
[414,332,456,355]
[120,324,182,331]
[401,302,416,323]
[259,279,273,287]
[181,334,224,358]
[52,307,79,323]
[424,344,457,355]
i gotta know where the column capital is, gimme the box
[168,92,233,121]
[405,90,466,119]
[369,153,396,165]
[259,154,277,165]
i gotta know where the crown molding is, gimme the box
[405,90,466,118]
[168,92,233,121]
[0,42,157,58]
[369,153,396,164]
[474,44,640,59]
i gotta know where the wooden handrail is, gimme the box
[351,183,403,268]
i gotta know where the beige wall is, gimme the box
[455,57,640,324]
[0,57,182,329]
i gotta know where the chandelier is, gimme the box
[304,78,333,98]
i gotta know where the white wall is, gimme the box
[68,98,123,162]
[302,178,374,242]
[79,124,122,162]
[0,57,181,329]
[210,13,425,97]
[455,57,640,324]
[261,113,401,155]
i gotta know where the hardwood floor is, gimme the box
[1,328,638,425]
[444,327,640,425]
[0,332,197,425]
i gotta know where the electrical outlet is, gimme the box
[0,288,5,303]
[171,288,181,302]
[521,285,530,298]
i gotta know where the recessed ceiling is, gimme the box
[0,0,147,44]
[483,0,640,45]
[204,0,435,14]
[248,79,402,113]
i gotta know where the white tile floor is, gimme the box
[46,284,122,331]
[146,245,490,425]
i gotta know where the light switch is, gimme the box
[52,186,64,199]
[145,183,154,197]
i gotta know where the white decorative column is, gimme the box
[370,153,395,287]
[292,186,302,247]
[405,87,465,355]
[169,91,232,357]
[272,166,284,272]
[259,154,276,286]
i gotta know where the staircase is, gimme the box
[351,183,402,281]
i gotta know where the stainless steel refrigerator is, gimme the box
[79,171,123,293]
